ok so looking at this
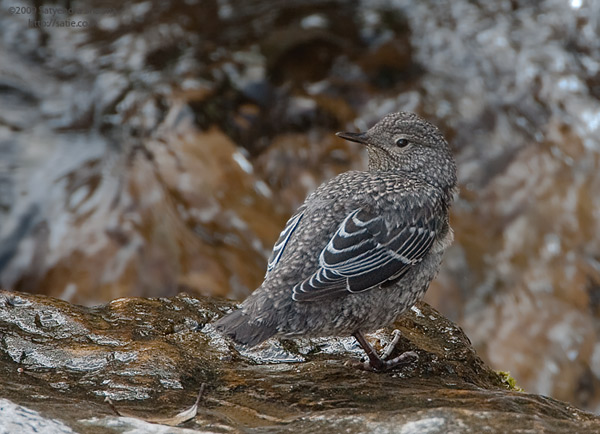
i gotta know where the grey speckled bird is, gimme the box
[214,112,457,371]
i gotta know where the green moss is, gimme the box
[496,371,524,392]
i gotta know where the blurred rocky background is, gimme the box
[0,0,599,415]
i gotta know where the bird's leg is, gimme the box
[353,330,386,371]
[352,330,418,372]
[380,329,402,360]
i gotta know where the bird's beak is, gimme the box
[336,131,369,145]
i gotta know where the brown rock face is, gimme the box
[1,289,599,433]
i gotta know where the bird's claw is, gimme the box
[350,329,419,372]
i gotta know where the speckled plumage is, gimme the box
[215,112,457,361]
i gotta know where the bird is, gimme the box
[214,111,457,371]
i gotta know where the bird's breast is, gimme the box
[433,224,454,253]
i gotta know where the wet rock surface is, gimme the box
[1,0,600,415]
[1,289,599,433]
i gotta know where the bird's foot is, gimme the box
[350,329,418,372]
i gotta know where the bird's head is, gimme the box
[336,111,457,191]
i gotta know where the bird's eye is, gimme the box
[395,138,409,148]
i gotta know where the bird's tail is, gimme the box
[213,309,277,347]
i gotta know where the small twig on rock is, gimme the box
[103,383,207,426]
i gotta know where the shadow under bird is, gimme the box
[214,111,457,371]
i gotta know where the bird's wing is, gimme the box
[292,196,441,302]
[265,207,305,277]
